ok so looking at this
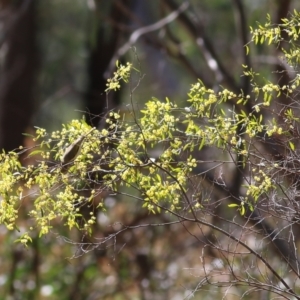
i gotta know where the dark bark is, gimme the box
[0,0,39,151]
[85,0,135,128]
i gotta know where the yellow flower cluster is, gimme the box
[106,62,132,92]
[247,170,273,201]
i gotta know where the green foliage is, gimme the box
[251,10,300,66]
[1,12,300,248]
[106,61,134,91]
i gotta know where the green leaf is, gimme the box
[240,205,245,216]
[268,34,273,45]
[199,138,205,150]
[289,141,295,151]
[28,150,43,157]
[245,45,249,55]
[228,204,239,208]
[156,174,161,182]
[22,133,35,138]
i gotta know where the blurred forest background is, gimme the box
[0,0,300,299]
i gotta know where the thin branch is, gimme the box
[105,1,189,78]
[163,0,239,92]
[113,1,209,83]
[232,0,251,95]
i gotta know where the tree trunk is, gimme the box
[0,0,39,151]
[85,0,135,128]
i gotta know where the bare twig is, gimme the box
[163,0,239,92]
[105,1,189,78]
